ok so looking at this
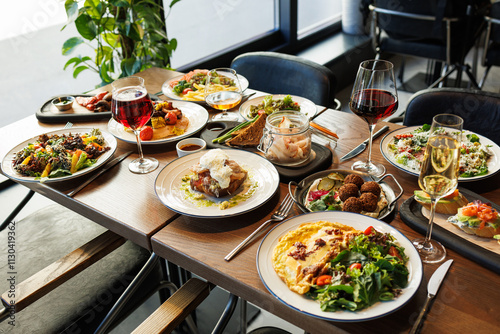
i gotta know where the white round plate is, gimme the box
[257,211,423,322]
[107,101,209,145]
[380,126,500,182]
[154,149,279,218]
[1,127,117,183]
[161,73,249,103]
[239,94,317,121]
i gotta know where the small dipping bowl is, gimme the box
[52,96,75,111]
[176,138,207,157]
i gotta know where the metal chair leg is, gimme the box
[211,293,238,334]
[94,252,160,334]
[0,189,35,232]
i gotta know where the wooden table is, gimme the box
[150,110,500,333]
[2,67,499,333]
[0,68,185,250]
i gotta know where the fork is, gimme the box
[64,122,73,129]
[225,194,294,261]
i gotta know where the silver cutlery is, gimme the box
[225,194,294,261]
[409,259,453,334]
[67,151,133,197]
[339,125,389,162]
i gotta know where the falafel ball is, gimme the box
[360,181,381,198]
[360,192,379,212]
[342,197,363,213]
[338,183,359,202]
[344,174,364,189]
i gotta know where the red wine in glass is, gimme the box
[112,87,152,130]
[349,89,398,124]
[111,76,158,174]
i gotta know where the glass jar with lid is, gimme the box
[258,110,311,166]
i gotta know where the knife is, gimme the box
[409,259,453,334]
[339,125,389,162]
[67,151,133,197]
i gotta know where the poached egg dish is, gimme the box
[190,149,247,197]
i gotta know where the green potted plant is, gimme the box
[62,0,181,85]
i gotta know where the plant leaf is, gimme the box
[99,62,113,84]
[75,14,98,40]
[110,0,130,7]
[62,37,84,55]
[102,32,120,48]
[169,0,182,8]
[73,65,89,78]
[64,0,79,22]
[64,57,82,70]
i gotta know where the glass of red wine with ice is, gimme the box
[348,59,398,177]
[111,76,159,174]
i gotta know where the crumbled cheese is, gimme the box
[199,149,232,189]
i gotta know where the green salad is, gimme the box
[307,227,409,312]
[248,95,300,118]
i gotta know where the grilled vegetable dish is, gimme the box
[12,129,111,180]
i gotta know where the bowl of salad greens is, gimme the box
[239,94,317,120]
[257,211,423,322]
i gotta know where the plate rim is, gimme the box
[379,125,500,182]
[1,127,117,183]
[107,100,209,145]
[154,148,280,218]
[256,211,424,322]
[239,94,318,121]
[161,73,249,103]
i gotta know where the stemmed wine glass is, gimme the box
[204,68,242,121]
[111,76,158,174]
[349,59,398,177]
[413,114,463,263]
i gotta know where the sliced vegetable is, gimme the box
[41,163,52,178]
[70,150,83,174]
[316,275,333,286]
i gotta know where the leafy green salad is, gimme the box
[248,95,300,118]
[307,226,409,312]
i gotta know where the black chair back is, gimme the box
[231,51,337,108]
[403,88,500,145]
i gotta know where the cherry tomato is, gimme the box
[316,275,332,286]
[389,246,402,260]
[257,109,266,116]
[349,263,362,271]
[364,226,375,235]
[165,111,177,125]
[139,126,153,141]
[182,88,193,95]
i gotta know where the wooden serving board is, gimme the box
[400,187,500,274]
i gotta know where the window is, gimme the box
[168,0,277,69]
[297,0,342,38]
[166,0,343,70]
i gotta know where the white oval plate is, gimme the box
[107,101,209,146]
[257,211,423,322]
[380,126,500,182]
[1,127,117,183]
[154,149,279,218]
[161,73,249,103]
[239,94,317,121]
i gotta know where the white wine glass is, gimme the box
[111,76,158,174]
[349,60,398,177]
[204,68,242,121]
[412,114,463,263]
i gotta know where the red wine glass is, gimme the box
[349,59,398,177]
[111,76,158,174]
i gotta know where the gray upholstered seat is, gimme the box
[0,204,160,333]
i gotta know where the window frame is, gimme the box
[175,0,342,72]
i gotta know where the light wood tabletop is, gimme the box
[1,67,499,333]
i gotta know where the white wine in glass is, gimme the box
[205,68,242,121]
[413,114,463,263]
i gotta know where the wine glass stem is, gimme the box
[133,130,145,162]
[366,123,376,165]
[424,197,438,249]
